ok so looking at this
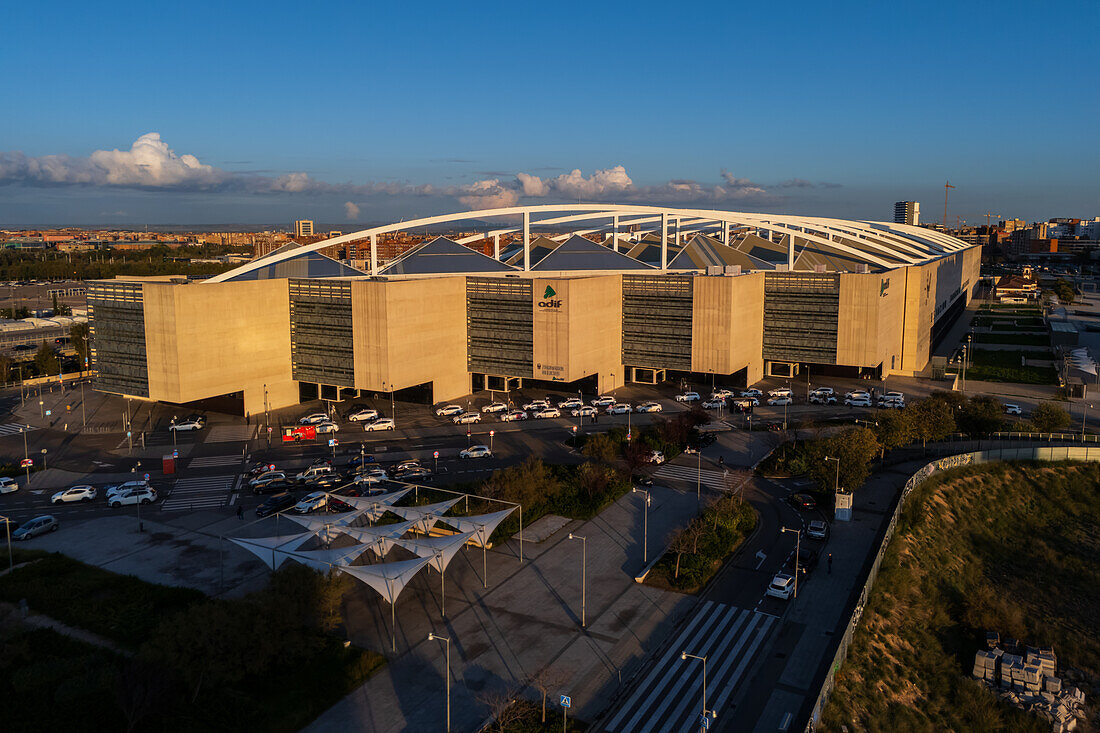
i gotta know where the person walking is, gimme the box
[236,505,244,521]
[828,553,833,574]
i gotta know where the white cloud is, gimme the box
[454,179,521,210]
[343,201,360,219]
[516,172,549,197]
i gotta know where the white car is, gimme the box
[767,396,792,406]
[295,465,333,483]
[299,413,329,425]
[647,450,666,464]
[605,403,632,415]
[675,392,701,403]
[348,408,380,422]
[481,402,508,413]
[844,390,870,400]
[356,467,389,482]
[558,398,584,409]
[522,400,550,411]
[741,389,763,398]
[768,388,793,398]
[878,398,905,410]
[533,407,561,419]
[590,396,616,407]
[315,421,340,434]
[845,396,872,407]
[249,471,287,488]
[292,491,328,514]
[811,387,835,397]
[711,389,734,400]
[51,485,97,504]
[436,405,464,417]
[0,477,18,494]
[807,520,829,540]
[105,480,151,498]
[460,445,492,459]
[109,487,157,508]
[809,394,838,405]
[500,410,528,422]
[572,406,597,417]
[765,573,795,600]
[734,398,759,408]
[636,402,663,413]
[365,418,396,431]
[453,412,481,424]
[1004,404,1022,415]
[883,391,905,401]
[701,399,725,409]
[169,419,203,432]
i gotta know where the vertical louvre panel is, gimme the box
[289,279,354,386]
[88,281,149,397]
[762,272,839,364]
[622,275,692,370]
[466,277,533,377]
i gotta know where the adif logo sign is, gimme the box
[538,284,562,308]
[879,277,891,297]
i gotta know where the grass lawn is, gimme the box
[967,349,1058,385]
[820,462,1100,732]
[974,332,1050,347]
[644,498,757,593]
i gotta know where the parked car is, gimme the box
[253,478,296,495]
[711,389,734,400]
[295,465,334,483]
[522,399,550,411]
[315,420,340,434]
[845,396,872,407]
[299,413,330,425]
[51,485,96,504]
[636,401,663,413]
[557,397,584,410]
[1004,404,1023,415]
[844,390,870,400]
[741,389,763,398]
[806,519,829,540]
[481,402,508,413]
[809,394,838,405]
[460,445,492,459]
[391,460,423,476]
[347,454,376,470]
[765,572,796,600]
[788,493,817,511]
[169,418,204,432]
[365,418,396,431]
[768,388,793,398]
[571,406,597,418]
[250,471,287,489]
[435,405,464,417]
[0,477,19,494]
[347,408,380,422]
[500,410,528,422]
[605,403,632,415]
[786,548,819,575]
[247,462,274,478]
[767,396,792,406]
[292,491,329,514]
[590,396,616,407]
[675,392,701,403]
[255,492,297,517]
[453,412,481,424]
[109,487,157,507]
[12,515,58,540]
[810,387,835,397]
[733,398,758,409]
[533,407,561,419]
[883,391,905,402]
[647,450,666,465]
[701,398,725,409]
[105,480,151,499]
[878,398,905,409]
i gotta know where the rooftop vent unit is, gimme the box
[724,265,742,276]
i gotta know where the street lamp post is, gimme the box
[1082,403,1092,439]
[824,455,840,492]
[21,426,30,487]
[680,652,717,731]
[170,416,177,447]
[781,526,802,598]
[1,514,13,572]
[632,487,651,563]
[961,344,968,391]
[567,532,587,627]
[427,633,451,732]
[696,449,702,505]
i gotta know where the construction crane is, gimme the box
[943,181,955,228]
[955,216,966,230]
[983,212,1001,227]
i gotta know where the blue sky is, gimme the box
[1,0,1097,228]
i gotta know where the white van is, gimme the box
[295,464,334,483]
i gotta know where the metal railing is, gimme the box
[804,444,1100,731]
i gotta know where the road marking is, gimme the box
[188,454,242,468]
[652,464,729,491]
[0,423,40,437]
[755,550,767,569]
[161,475,235,512]
[204,425,257,443]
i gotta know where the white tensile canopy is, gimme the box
[333,488,413,520]
[283,509,367,541]
[386,497,464,533]
[442,507,517,546]
[227,530,318,570]
[339,555,434,651]
[392,530,477,615]
[286,542,374,572]
[336,519,420,556]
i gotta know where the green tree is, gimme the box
[1030,402,1071,432]
[1053,279,1076,304]
[908,398,957,446]
[581,432,618,464]
[806,426,881,492]
[34,343,59,376]
[0,353,11,384]
[957,396,1004,437]
[875,410,916,450]
[70,321,90,366]
[481,457,561,509]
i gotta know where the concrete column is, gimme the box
[787,230,795,270]
[661,212,668,271]
[523,211,530,272]
[370,233,377,275]
[494,233,500,261]
[723,221,730,245]
[675,217,681,247]
[613,214,619,252]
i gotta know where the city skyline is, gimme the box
[2,0,1098,227]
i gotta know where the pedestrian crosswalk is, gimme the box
[653,464,730,491]
[205,425,257,443]
[188,454,242,469]
[601,601,777,733]
[0,423,38,438]
[160,475,236,512]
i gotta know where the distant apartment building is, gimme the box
[294,220,314,238]
[894,201,920,226]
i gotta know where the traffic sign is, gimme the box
[20,458,32,468]
[559,695,571,708]
[173,450,179,459]
[267,426,273,433]
[269,464,275,471]
[433,451,439,458]
[626,431,632,441]
[144,473,150,481]
[700,713,711,729]
[489,430,495,436]
[127,431,132,438]
[571,425,577,432]
[45,410,51,416]
[328,438,338,447]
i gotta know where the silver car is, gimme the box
[13,515,59,540]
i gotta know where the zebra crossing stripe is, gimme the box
[653,464,728,490]
[0,423,39,437]
[188,455,241,468]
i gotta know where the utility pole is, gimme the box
[943,180,955,229]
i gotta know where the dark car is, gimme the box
[252,478,296,495]
[785,548,819,575]
[255,492,297,517]
[247,461,274,478]
[632,474,654,487]
[303,473,346,491]
[347,454,377,470]
[788,493,817,511]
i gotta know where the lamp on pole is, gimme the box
[20,425,30,487]
[680,652,717,730]
[1082,403,1092,439]
[632,487,651,563]
[567,532,587,627]
[1,514,13,572]
[961,344,968,391]
[780,526,802,598]
[427,633,452,732]
[824,455,840,492]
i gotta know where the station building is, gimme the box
[87,206,981,416]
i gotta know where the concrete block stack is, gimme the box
[972,649,1000,683]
